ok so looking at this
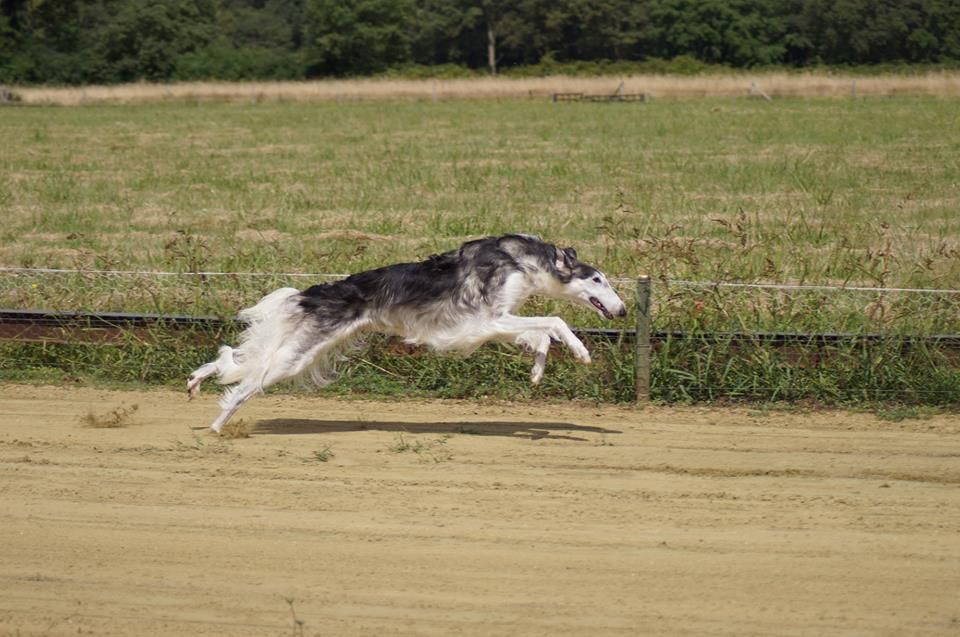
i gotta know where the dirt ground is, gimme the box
[1,384,958,636]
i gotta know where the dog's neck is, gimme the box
[504,263,572,310]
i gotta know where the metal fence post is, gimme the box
[635,275,651,402]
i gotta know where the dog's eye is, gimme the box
[592,276,601,284]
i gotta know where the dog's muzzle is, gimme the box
[591,296,626,320]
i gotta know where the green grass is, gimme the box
[3,99,959,288]
[1,97,959,405]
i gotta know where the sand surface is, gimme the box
[2,384,958,635]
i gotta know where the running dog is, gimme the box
[188,234,627,433]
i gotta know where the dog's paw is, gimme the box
[571,342,591,364]
[187,375,201,400]
[530,363,545,385]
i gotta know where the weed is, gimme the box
[873,405,939,422]
[311,446,335,462]
[284,597,305,637]
[388,432,452,463]
[0,86,22,103]
[218,419,252,439]
[170,430,231,455]
[80,403,139,428]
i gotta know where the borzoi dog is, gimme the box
[188,234,627,433]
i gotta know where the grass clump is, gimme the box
[170,430,232,455]
[311,446,335,462]
[80,403,139,428]
[872,405,940,423]
[387,432,452,463]
[218,419,252,439]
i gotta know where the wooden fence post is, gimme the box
[635,275,652,402]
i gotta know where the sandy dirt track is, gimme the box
[1,384,959,636]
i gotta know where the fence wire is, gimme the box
[2,267,958,404]
[3,266,959,332]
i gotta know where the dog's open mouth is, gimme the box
[590,297,614,320]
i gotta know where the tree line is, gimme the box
[2,0,959,84]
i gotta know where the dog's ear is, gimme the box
[554,246,578,271]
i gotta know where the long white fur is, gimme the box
[188,239,626,433]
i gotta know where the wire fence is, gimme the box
[3,265,958,332]
[2,267,959,405]
[7,266,958,294]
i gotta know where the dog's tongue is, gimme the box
[590,297,613,319]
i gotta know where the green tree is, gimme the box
[539,0,651,62]
[649,0,785,66]
[3,0,960,83]
[303,0,415,75]
[174,0,304,80]
[4,0,76,81]
[451,0,556,73]
[0,12,15,82]
[217,0,299,49]
[782,0,960,64]
[411,0,483,67]
[92,0,217,82]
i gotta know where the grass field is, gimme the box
[1,92,959,403]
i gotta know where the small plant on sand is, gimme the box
[388,432,452,463]
[218,419,252,439]
[872,405,938,422]
[171,430,232,455]
[79,403,139,428]
[311,445,335,462]
[284,597,305,637]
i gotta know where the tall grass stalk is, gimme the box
[13,73,960,106]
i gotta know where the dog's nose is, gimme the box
[617,306,628,318]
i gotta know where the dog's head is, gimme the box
[554,247,627,320]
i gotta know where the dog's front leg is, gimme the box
[495,315,592,366]
[515,331,551,384]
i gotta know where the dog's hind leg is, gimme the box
[207,349,303,433]
[187,346,242,400]
[208,378,260,433]
[187,362,218,399]
[206,328,361,433]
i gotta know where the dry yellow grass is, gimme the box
[16,72,960,105]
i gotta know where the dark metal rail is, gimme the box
[0,309,222,328]
[2,309,959,349]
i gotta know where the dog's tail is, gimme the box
[215,287,302,386]
[237,286,301,326]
